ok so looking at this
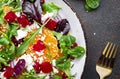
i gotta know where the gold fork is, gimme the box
[96,42,118,79]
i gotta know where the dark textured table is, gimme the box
[68,0,120,79]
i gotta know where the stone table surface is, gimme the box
[68,0,120,79]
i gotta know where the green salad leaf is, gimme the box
[59,35,76,49]
[0,57,8,69]
[68,46,85,58]
[7,23,19,39]
[0,0,21,12]
[0,23,17,69]
[0,42,15,69]
[56,56,72,78]
[21,69,46,79]
[85,0,100,12]
[54,32,85,78]
[16,27,41,56]
[53,75,62,79]
[53,32,85,58]
[42,2,61,17]
[0,37,9,46]
[0,7,4,23]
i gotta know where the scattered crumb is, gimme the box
[94,33,96,35]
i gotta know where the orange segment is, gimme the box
[42,28,59,61]
[3,6,12,14]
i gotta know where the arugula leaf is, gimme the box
[0,42,15,69]
[8,42,15,57]
[0,7,4,23]
[22,69,46,79]
[0,24,17,62]
[16,27,41,56]
[0,42,15,58]
[0,37,9,46]
[53,75,62,79]
[13,7,22,12]
[0,0,22,12]
[42,2,61,17]
[0,27,16,61]
[6,23,19,39]
[0,56,8,69]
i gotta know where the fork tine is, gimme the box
[108,44,116,59]
[105,43,115,68]
[102,42,110,56]
[104,42,113,58]
[108,45,119,68]
[96,42,118,79]
[112,45,118,58]
[97,42,118,67]
[97,42,110,66]
[102,42,113,67]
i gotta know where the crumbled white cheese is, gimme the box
[43,74,49,79]
[14,54,34,72]
[71,61,75,66]
[38,57,44,64]
[15,12,21,17]
[26,64,34,72]
[53,67,58,74]
[52,60,58,73]
[0,72,6,79]
[40,35,46,41]
[42,12,54,22]
[22,54,34,72]
[29,22,40,29]
[16,29,28,40]
[52,60,56,66]
[36,51,44,56]
[19,54,33,67]
[24,22,40,32]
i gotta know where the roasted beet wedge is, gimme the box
[54,19,70,35]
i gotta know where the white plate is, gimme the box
[46,0,87,79]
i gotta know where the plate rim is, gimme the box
[62,0,88,78]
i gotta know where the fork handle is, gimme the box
[100,76,104,79]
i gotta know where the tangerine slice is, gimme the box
[42,28,59,61]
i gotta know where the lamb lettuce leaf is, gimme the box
[42,2,61,17]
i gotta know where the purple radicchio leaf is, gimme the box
[14,59,26,76]
[54,19,70,35]
[11,36,23,46]
[22,0,42,24]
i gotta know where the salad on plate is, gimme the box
[0,0,85,79]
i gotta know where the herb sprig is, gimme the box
[0,0,21,12]
[0,23,19,69]
[21,69,47,79]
